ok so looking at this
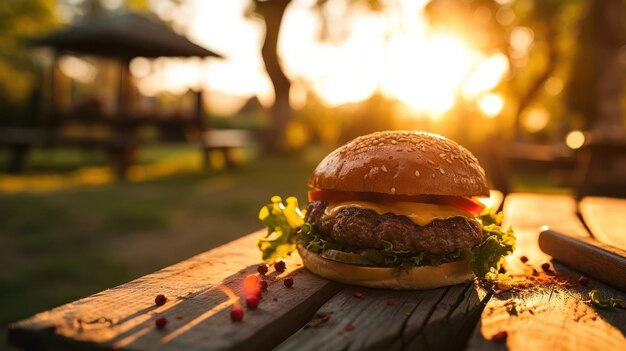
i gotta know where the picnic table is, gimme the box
[8,192,626,350]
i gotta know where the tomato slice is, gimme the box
[307,190,486,216]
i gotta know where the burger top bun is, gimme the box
[308,131,489,197]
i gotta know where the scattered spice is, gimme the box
[273,298,278,301]
[274,260,287,273]
[578,276,589,286]
[305,313,331,328]
[588,290,625,310]
[491,331,507,342]
[387,298,396,306]
[284,277,294,288]
[154,294,168,306]
[246,296,260,309]
[230,307,244,322]
[176,316,184,320]
[541,263,551,272]
[260,280,268,291]
[519,256,529,263]
[352,291,364,298]
[155,317,168,329]
[345,324,355,332]
[257,264,269,275]
[498,266,506,274]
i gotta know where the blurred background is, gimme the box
[1,0,625,348]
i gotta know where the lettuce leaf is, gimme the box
[258,196,515,277]
[469,210,516,277]
[257,196,304,261]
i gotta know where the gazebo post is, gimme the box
[110,58,137,179]
[195,89,211,169]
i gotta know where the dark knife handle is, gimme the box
[538,229,626,292]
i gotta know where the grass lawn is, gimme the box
[0,145,328,350]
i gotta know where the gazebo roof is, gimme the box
[31,12,222,59]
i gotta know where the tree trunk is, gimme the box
[566,0,624,139]
[255,0,292,152]
[591,0,624,138]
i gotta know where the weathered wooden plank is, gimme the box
[500,193,589,270]
[466,194,626,351]
[580,196,626,251]
[8,230,342,351]
[278,282,490,351]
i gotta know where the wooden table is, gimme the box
[8,193,626,351]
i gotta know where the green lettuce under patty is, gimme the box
[258,196,515,277]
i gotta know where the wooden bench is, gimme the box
[8,193,626,351]
[0,127,255,177]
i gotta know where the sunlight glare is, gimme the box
[384,34,472,116]
[59,56,96,83]
[565,130,585,149]
[477,93,504,118]
[462,52,509,100]
[521,108,550,133]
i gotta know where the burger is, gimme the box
[295,130,515,289]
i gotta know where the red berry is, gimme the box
[246,296,260,309]
[274,260,287,272]
[520,256,529,263]
[257,264,269,275]
[578,276,589,286]
[260,280,268,290]
[155,317,167,329]
[345,324,355,331]
[491,331,507,342]
[284,277,294,288]
[352,291,364,298]
[230,307,244,322]
[154,294,168,306]
[387,299,396,306]
[541,263,551,272]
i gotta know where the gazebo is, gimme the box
[15,12,226,178]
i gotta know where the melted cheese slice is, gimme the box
[323,201,472,226]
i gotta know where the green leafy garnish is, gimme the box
[257,196,304,262]
[257,197,515,278]
[471,209,516,278]
[588,290,625,309]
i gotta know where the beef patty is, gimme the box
[305,201,482,254]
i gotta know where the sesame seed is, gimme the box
[390,187,396,194]
[439,167,445,174]
[391,140,397,145]
[414,170,420,177]
[381,166,388,172]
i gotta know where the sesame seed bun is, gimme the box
[308,131,489,197]
[297,245,473,289]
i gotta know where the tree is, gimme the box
[253,0,293,152]
[565,0,625,138]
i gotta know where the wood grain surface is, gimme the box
[580,196,626,251]
[8,192,626,351]
[8,230,342,351]
[467,193,626,351]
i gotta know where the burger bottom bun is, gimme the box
[297,245,474,290]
